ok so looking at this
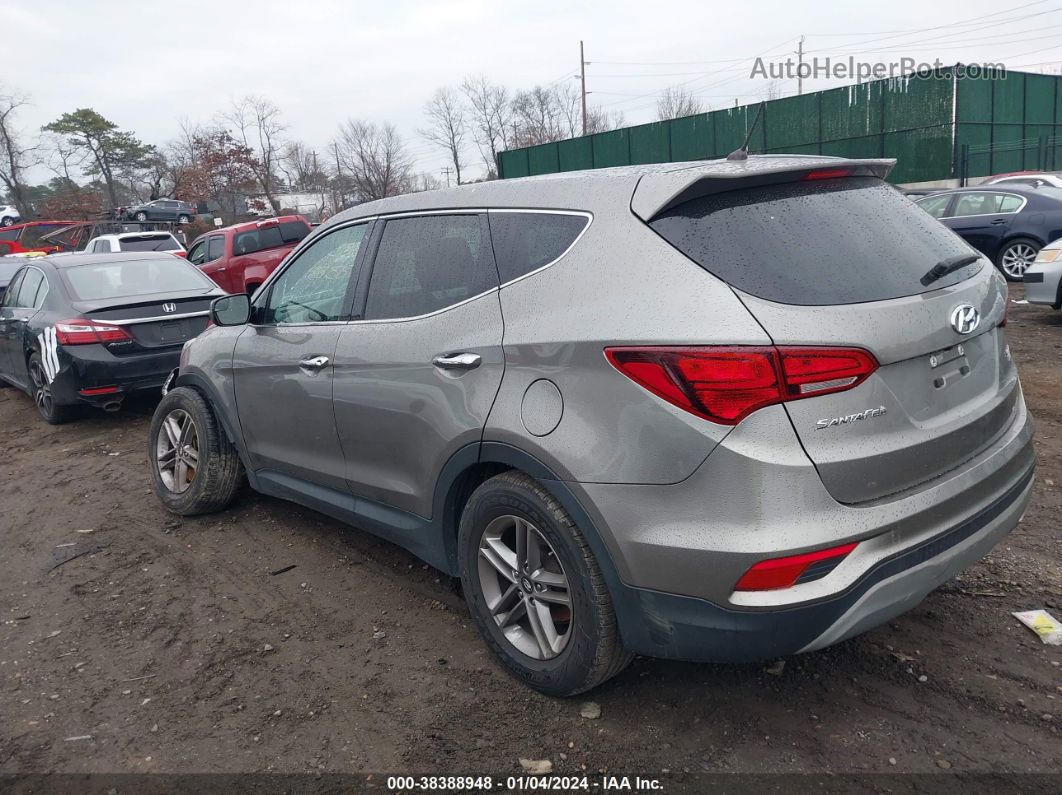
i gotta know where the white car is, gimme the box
[982,172,1062,189]
[0,204,20,227]
[86,231,187,255]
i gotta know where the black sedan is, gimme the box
[125,199,197,223]
[0,252,223,423]
[915,185,1062,280]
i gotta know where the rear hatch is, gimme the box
[646,170,1017,504]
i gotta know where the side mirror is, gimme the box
[210,293,251,326]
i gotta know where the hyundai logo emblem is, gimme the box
[949,304,980,335]
[162,303,177,313]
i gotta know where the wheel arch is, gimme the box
[172,370,251,470]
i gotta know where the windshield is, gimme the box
[60,258,216,302]
[650,176,982,306]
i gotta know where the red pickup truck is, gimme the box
[187,215,312,294]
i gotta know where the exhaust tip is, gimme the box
[102,401,122,413]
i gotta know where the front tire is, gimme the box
[149,387,242,515]
[27,353,78,424]
[997,237,1040,281]
[458,472,632,696]
[134,211,148,222]
[1,216,13,227]
[177,214,190,224]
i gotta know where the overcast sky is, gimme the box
[6,0,1062,186]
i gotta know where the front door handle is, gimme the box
[990,218,1008,225]
[432,352,482,371]
[298,355,330,370]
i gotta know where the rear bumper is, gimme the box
[571,391,1034,661]
[50,346,181,406]
[609,465,1032,661]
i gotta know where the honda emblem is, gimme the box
[162,303,177,313]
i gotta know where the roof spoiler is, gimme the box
[631,157,896,222]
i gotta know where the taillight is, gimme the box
[803,167,853,180]
[734,542,858,591]
[605,346,878,425]
[55,318,132,345]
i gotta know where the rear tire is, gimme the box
[458,471,632,696]
[149,386,242,515]
[1,216,13,227]
[134,211,148,222]
[27,353,79,425]
[996,237,1040,281]
[177,214,190,224]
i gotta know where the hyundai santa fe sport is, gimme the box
[148,155,1034,696]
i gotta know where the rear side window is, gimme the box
[22,224,68,248]
[233,221,310,256]
[650,177,980,306]
[120,235,180,252]
[13,268,46,308]
[488,211,589,283]
[365,214,496,319]
[0,228,18,242]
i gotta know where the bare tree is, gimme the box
[419,87,467,185]
[656,87,705,121]
[461,75,512,177]
[221,96,286,213]
[0,90,39,217]
[334,119,414,202]
[510,83,625,148]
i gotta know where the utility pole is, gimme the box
[441,166,453,188]
[333,141,345,209]
[580,40,588,136]
[796,35,805,95]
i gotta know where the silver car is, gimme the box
[148,155,1034,696]
[1023,238,1062,309]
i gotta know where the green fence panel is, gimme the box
[763,94,820,149]
[820,135,883,160]
[629,121,671,165]
[957,73,993,123]
[882,71,953,134]
[527,142,560,176]
[713,104,765,155]
[1025,73,1056,124]
[557,136,594,172]
[990,124,1026,173]
[592,128,630,168]
[884,125,952,183]
[993,71,1025,124]
[498,148,529,179]
[956,122,992,179]
[819,83,883,141]
[669,113,713,161]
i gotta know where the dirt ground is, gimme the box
[0,284,1059,784]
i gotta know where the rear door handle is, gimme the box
[432,352,482,371]
[298,355,330,370]
[990,218,1008,225]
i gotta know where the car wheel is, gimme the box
[149,386,243,516]
[27,353,78,424]
[997,237,1040,281]
[178,214,190,224]
[135,211,148,222]
[458,471,633,696]
[1,216,13,227]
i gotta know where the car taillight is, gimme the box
[55,318,132,345]
[803,167,853,180]
[605,346,878,425]
[734,542,858,591]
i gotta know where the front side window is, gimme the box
[187,240,206,265]
[488,211,589,283]
[0,228,20,242]
[206,236,225,261]
[365,214,496,320]
[22,224,68,248]
[915,193,951,219]
[263,223,367,324]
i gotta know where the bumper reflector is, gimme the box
[734,542,858,591]
[79,386,121,396]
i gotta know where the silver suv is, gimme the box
[148,156,1034,696]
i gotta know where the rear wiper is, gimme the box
[920,254,980,287]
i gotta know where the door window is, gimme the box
[13,268,45,308]
[263,223,368,324]
[364,214,495,320]
[952,192,1020,217]
[998,194,1024,213]
[206,236,225,262]
[92,239,111,253]
[488,211,589,283]
[187,240,207,265]
[915,193,951,219]
[1,271,24,307]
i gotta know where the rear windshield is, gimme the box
[232,220,310,256]
[649,177,981,305]
[119,236,180,252]
[61,258,216,302]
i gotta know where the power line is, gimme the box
[802,0,1050,36]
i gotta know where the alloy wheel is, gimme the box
[29,359,53,418]
[477,514,572,660]
[1001,242,1037,278]
[156,408,199,493]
